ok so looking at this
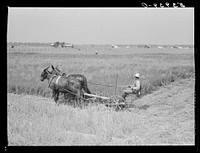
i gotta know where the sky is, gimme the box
[7,7,194,45]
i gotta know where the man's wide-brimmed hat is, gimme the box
[135,73,140,78]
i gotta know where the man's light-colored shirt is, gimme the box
[131,79,140,91]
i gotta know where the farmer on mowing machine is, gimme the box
[121,73,141,101]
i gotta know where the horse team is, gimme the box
[40,65,91,105]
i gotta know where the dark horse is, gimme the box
[40,66,83,104]
[50,65,91,97]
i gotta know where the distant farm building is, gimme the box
[60,42,65,48]
[112,45,120,49]
[158,46,162,49]
[126,46,130,48]
[64,43,74,48]
[137,44,151,48]
[50,42,73,48]
[51,42,60,48]
[171,45,181,49]
[144,45,151,48]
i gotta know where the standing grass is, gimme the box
[7,48,194,99]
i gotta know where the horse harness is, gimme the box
[48,71,71,88]
[48,75,58,88]
[47,73,87,101]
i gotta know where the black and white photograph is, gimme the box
[7,7,195,146]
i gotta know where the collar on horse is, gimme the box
[48,75,57,88]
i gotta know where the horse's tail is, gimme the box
[82,80,91,94]
[81,81,91,99]
[85,85,91,94]
[82,83,90,93]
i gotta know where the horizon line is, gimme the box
[7,42,194,46]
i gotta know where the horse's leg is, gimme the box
[69,93,76,107]
[56,91,60,104]
[72,94,77,106]
[80,90,85,108]
[68,93,73,105]
[52,90,55,99]
[78,89,83,108]
[64,93,70,103]
[53,90,59,105]
[75,89,80,107]
[66,93,73,105]
[53,90,58,103]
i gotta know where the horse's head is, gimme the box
[40,66,50,81]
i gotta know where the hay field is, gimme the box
[7,46,195,145]
[8,77,194,145]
